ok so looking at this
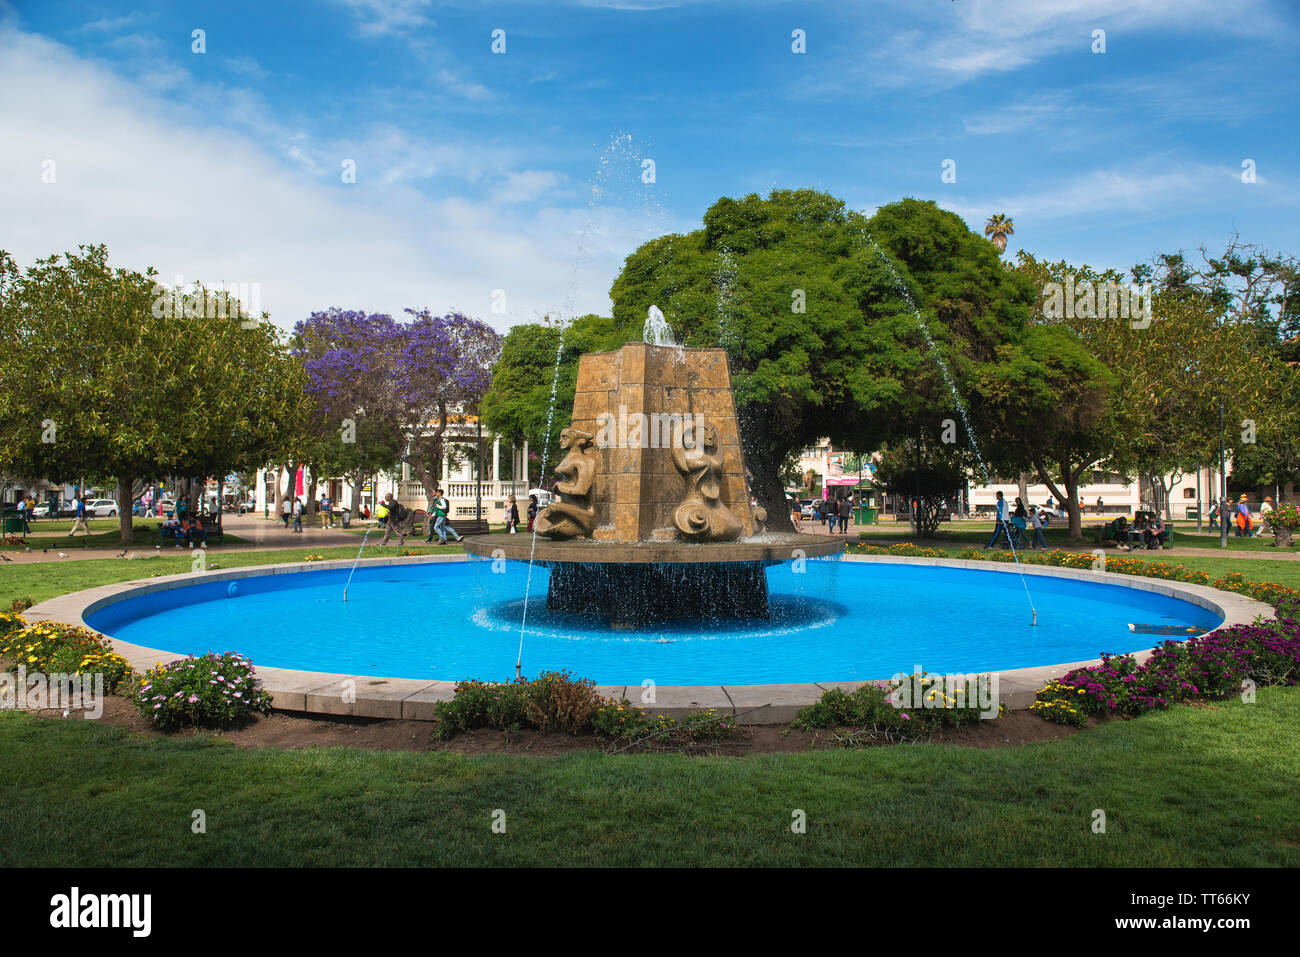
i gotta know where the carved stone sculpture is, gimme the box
[671,421,742,541]
[535,427,598,539]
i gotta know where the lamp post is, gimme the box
[1218,394,1228,549]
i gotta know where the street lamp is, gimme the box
[1217,389,1228,549]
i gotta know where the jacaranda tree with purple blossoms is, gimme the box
[293,307,501,513]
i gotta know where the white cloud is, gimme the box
[331,0,435,38]
[0,25,675,334]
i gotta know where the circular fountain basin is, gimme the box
[28,553,1269,723]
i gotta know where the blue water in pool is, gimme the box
[85,559,1222,685]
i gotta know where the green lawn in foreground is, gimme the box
[1,687,1296,866]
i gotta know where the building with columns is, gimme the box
[254,415,531,524]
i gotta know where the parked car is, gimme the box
[31,502,52,518]
[86,498,119,517]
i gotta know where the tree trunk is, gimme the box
[272,464,286,517]
[117,473,134,546]
[1016,471,1030,507]
[1034,458,1084,540]
[737,414,793,532]
[305,469,318,522]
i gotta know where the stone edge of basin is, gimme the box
[21,552,1275,725]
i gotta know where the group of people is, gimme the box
[1098,514,1168,550]
[501,494,540,533]
[159,515,209,547]
[1207,494,1265,537]
[983,491,1050,549]
[375,488,464,545]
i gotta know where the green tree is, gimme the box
[609,191,1037,528]
[480,314,623,485]
[0,245,308,545]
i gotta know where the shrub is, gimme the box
[433,678,530,739]
[793,675,997,740]
[0,611,26,640]
[130,652,273,729]
[10,597,34,613]
[592,697,649,738]
[0,620,131,692]
[524,670,602,733]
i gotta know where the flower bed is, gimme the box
[0,617,132,692]
[850,542,949,558]
[130,652,273,729]
[793,674,999,743]
[433,670,737,745]
[1033,617,1300,726]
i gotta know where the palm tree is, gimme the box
[984,213,1014,254]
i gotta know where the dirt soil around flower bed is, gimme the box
[11,695,1081,754]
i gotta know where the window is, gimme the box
[1183,488,1196,499]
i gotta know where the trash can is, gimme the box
[341,510,351,528]
[855,506,878,525]
[1185,507,1199,521]
[2,517,24,536]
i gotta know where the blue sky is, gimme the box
[2,0,1296,329]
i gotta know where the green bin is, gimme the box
[855,506,878,525]
[1185,507,1199,521]
[2,517,24,535]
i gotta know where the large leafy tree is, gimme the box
[480,314,622,485]
[0,245,308,544]
[608,191,1038,527]
[294,308,502,508]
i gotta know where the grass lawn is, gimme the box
[0,686,1296,866]
[6,517,250,550]
[853,519,1293,553]
[1,543,463,607]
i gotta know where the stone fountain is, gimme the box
[463,339,843,626]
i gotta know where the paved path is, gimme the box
[2,513,371,564]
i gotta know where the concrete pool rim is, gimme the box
[22,553,1275,724]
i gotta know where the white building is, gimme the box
[255,416,530,524]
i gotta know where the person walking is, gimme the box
[68,493,90,537]
[425,488,462,543]
[1235,495,1253,537]
[984,491,1011,548]
[506,495,520,534]
[379,493,411,546]
[1208,497,1219,530]
[526,494,539,532]
[292,496,303,533]
[280,497,292,528]
[16,496,29,535]
[838,496,852,535]
[319,493,334,528]
[1029,506,1047,549]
